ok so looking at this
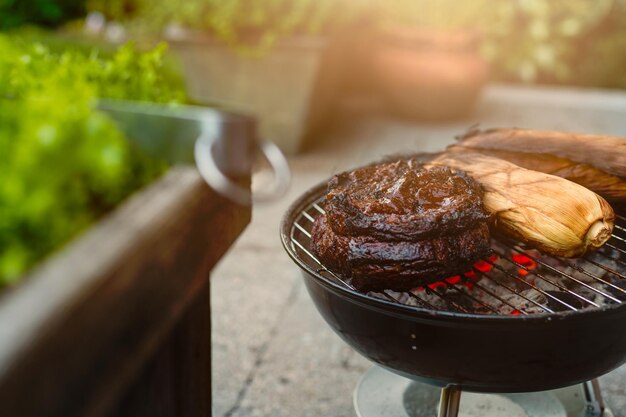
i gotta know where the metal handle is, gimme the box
[194,133,291,206]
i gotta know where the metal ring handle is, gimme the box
[194,135,291,205]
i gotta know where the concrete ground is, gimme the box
[211,84,626,417]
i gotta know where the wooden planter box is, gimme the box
[0,166,250,417]
[169,32,347,154]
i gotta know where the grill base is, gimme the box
[354,366,613,417]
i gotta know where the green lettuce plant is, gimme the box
[0,36,185,286]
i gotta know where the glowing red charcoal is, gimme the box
[427,281,447,290]
[445,275,461,285]
[512,253,537,277]
[461,255,498,289]
[473,260,492,273]
[414,255,499,292]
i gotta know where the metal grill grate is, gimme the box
[289,196,626,316]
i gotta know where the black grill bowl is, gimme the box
[280,182,626,393]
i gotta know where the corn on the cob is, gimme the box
[428,152,615,257]
[457,128,626,178]
[447,144,626,201]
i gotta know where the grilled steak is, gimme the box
[312,215,491,292]
[311,159,492,292]
[326,159,488,240]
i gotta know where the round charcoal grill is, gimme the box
[280,182,626,401]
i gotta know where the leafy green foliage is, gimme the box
[88,0,626,87]
[475,0,623,87]
[190,0,337,50]
[88,0,346,53]
[0,36,185,286]
[0,0,86,29]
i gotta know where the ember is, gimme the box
[416,256,499,292]
[511,253,538,276]
[397,244,626,315]
[474,256,497,273]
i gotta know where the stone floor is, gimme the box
[211,84,626,417]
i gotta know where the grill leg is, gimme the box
[438,386,461,417]
[583,379,605,417]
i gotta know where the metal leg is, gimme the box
[583,379,605,417]
[438,386,462,417]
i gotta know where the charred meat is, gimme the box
[311,159,492,292]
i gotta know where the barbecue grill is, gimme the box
[280,181,626,417]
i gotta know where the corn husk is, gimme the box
[428,152,615,257]
[457,127,626,178]
[447,145,626,201]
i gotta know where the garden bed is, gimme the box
[0,34,253,417]
[0,166,250,417]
